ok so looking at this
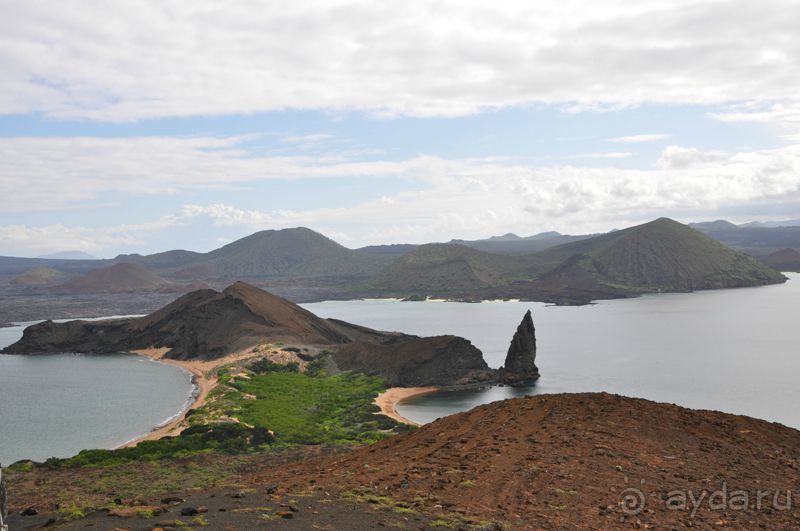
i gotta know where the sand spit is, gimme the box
[121,347,265,447]
[374,387,438,426]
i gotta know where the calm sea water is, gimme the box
[0,318,194,465]
[304,273,800,428]
[1,276,797,463]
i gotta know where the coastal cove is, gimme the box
[305,272,800,429]
[0,320,195,465]
[1,273,798,466]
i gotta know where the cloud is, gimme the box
[0,214,186,256]
[656,145,727,169]
[0,136,419,213]
[3,1,800,121]
[607,134,672,144]
[2,134,799,254]
[144,145,800,245]
[709,102,800,142]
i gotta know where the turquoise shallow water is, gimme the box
[304,273,800,428]
[0,318,194,465]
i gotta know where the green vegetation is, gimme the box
[248,358,300,374]
[232,371,401,445]
[42,423,274,468]
[27,357,403,469]
[305,351,333,377]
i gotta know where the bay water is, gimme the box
[1,275,797,464]
[0,318,194,465]
[304,273,800,428]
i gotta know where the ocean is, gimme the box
[0,318,194,465]
[2,274,797,464]
[304,273,800,428]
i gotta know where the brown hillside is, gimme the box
[274,393,800,528]
[130,281,355,358]
[11,267,69,287]
[53,263,169,293]
[4,282,497,385]
[757,248,800,272]
[333,335,493,387]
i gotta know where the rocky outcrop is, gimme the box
[333,335,496,387]
[2,282,498,387]
[499,310,539,385]
[3,282,353,359]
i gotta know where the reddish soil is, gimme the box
[8,393,800,529]
[273,393,800,529]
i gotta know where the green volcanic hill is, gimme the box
[171,227,393,280]
[365,218,786,301]
[367,243,532,294]
[534,217,786,291]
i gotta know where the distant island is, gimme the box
[0,217,791,323]
[366,217,786,303]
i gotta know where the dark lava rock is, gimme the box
[333,335,497,387]
[180,506,208,516]
[3,282,499,388]
[161,496,185,505]
[499,310,539,385]
[20,506,38,516]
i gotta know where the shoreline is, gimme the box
[119,347,264,448]
[374,387,439,426]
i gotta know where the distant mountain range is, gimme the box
[449,231,596,255]
[0,218,791,305]
[367,218,785,303]
[756,248,800,272]
[52,263,174,294]
[689,220,800,255]
[36,250,97,260]
[118,227,394,280]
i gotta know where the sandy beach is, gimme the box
[124,348,437,444]
[122,347,264,447]
[375,387,438,426]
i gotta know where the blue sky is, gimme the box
[1,1,799,257]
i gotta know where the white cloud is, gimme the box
[0,215,185,256]
[2,1,800,120]
[2,135,799,253]
[607,134,672,144]
[656,145,727,169]
[144,145,800,246]
[0,136,419,212]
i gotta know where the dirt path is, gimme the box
[374,387,438,426]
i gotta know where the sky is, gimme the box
[1,1,799,258]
